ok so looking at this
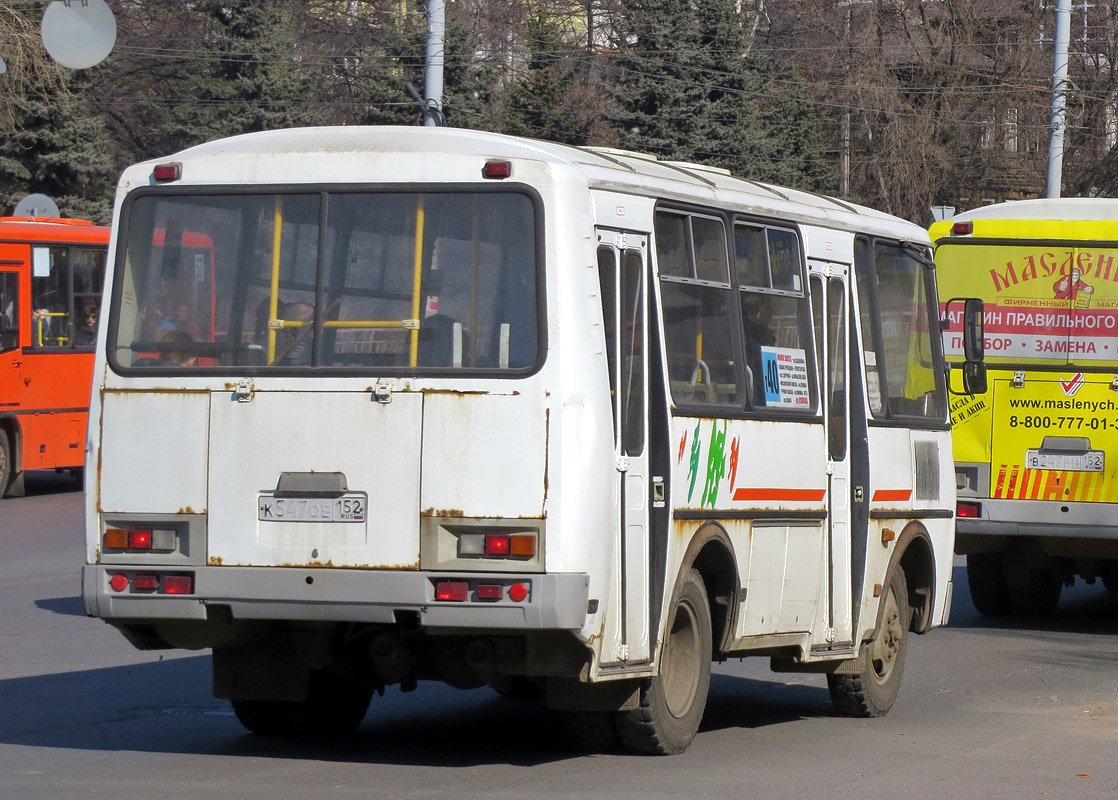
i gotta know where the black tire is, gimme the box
[966,553,1013,616]
[0,430,12,498]
[617,569,712,755]
[828,566,909,718]
[231,670,372,737]
[1007,567,1062,616]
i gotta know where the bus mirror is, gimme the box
[961,361,987,395]
[963,298,984,361]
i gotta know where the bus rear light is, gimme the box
[508,582,528,602]
[482,160,512,179]
[132,575,159,591]
[957,501,981,518]
[484,534,510,556]
[476,584,503,600]
[162,575,194,595]
[109,573,129,592]
[436,581,469,602]
[951,220,973,236]
[153,163,181,181]
[458,532,537,558]
[104,527,176,551]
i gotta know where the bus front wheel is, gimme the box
[828,566,909,718]
[616,568,712,755]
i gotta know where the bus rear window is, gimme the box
[110,191,539,372]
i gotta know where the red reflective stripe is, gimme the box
[871,489,912,502]
[732,488,826,502]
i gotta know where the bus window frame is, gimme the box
[655,203,818,419]
[106,183,549,379]
[853,235,949,430]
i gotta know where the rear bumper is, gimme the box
[82,565,590,631]
[955,497,1118,552]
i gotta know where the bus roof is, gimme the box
[121,126,929,244]
[930,197,1118,243]
[0,216,110,244]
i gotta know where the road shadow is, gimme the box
[35,596,86,617]
[948,563,1118,636]
[14,470,83,498]
[0,655,830,765]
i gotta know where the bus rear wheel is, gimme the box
[828,566,909,718]
[616,568,712,755]
[231,670,371,737]
[1007,567,1061,616]
[966,553,1013,616]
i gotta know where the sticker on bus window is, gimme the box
[760,346,810,407]
[32,247,51,277]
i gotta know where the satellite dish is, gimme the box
[14,194,61,220]
[40,0,117,70]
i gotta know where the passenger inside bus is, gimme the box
[275,301,314,366]
[742,294,775,405]
[73,302,100,347]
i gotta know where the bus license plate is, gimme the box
[258,494,367,523]
[1025,449,1104,472]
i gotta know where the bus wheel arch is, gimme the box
[893,522,936,634]
[674,522,739,657]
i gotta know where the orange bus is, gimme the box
[0,217,111,498]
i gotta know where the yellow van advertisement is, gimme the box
[986,374,1118,503]
[935,242,1118,367]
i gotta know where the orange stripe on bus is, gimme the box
[732,488,827,502]
[871,489,911,502]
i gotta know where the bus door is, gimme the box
[0,266,21,412]
[810,264,856,647]
[597,231,651,665]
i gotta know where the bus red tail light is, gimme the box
[436,581,469,602]
[153,163,181,181]
[951,220,973,236]
[459,532,537,559]
[957,501,981,518]
[476,584,503,600]
[132,575,159,591]
[162,575,194,594]
[482,160,512,179]
[128,529,153,550]
[484,534,510,555]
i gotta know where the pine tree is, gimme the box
[502,18,614,146]
[606,0,831,190]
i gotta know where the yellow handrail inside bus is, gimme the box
[34,312,69,347]
[261,194,430,364]
[409,195,425,367]
[267,196,283,363]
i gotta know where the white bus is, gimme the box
[82,127,971,755]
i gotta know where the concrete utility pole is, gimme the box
[423,0,445,126]
[1046,0,1072,198]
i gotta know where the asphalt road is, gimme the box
[2,472,1118,799]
